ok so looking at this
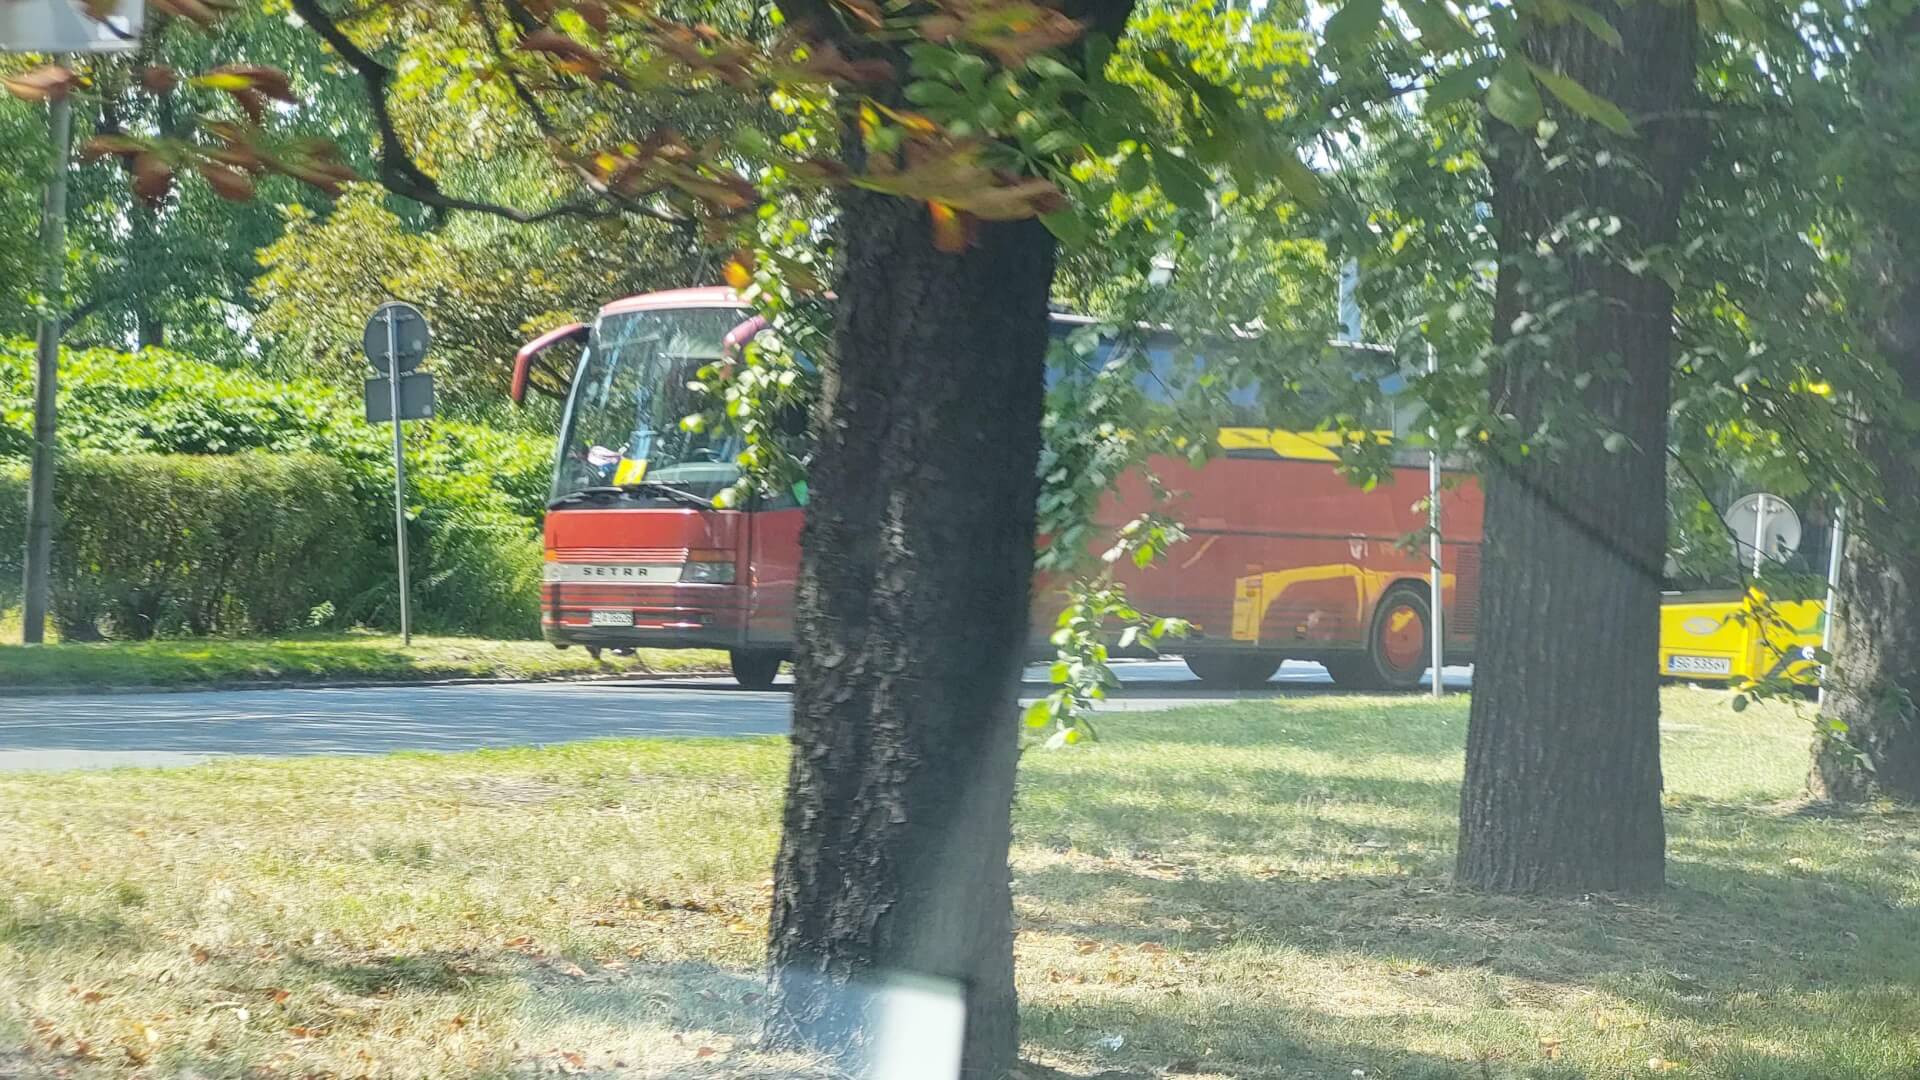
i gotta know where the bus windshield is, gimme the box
[550,307,749,504]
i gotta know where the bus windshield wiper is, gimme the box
[548,486,626,508]
[620,480,713,509]
[548,482,713,510]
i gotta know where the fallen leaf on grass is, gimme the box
[80,991,106,1004]
[1074,939,1100,955]
[1539,1037,1564,1060]
[503,935,534,949]
[1137,942,1167,955]
[696,1045,716,1058]
[190,946,210,965]
[266,988,290,1004]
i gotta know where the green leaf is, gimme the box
[1324,0,1385,51]
[1400,0,1476,53]
[1422,66,1483,114]
[1563,0,1623,48]
[903,80,965,108]
[1031,128,1082,157]
[1027,55,1081,88]
[1152,150,1211,214]
[1272,150,1327,210]
[1023,699,1053,728]
[1524,61,1634,135]
[1117,152,1150,192]
[1486,58,1543,130]
[1040,208,1092,247]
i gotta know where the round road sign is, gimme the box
[363,301,431,376]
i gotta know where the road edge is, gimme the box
[0,667,737,699]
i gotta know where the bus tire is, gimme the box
[1328,584,1433,691]
[1183,651,1284,688]
[730,649,784,690]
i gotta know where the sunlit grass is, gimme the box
[1,688,1915,1078]
[0,628,726,689]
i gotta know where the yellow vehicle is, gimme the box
[1658,589,1824,686]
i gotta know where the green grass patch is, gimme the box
[0,630,726,690]
[1,688,1915,1078]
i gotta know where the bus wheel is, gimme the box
[1183,651,1284,688]
[1329,585,1432,691]
[730,649,784,690]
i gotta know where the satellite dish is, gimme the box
[1725,493,1802,571]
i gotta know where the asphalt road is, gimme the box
[0,659,1472,772]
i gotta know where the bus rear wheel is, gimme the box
[1183,651,1284,688]
[1325,585,1431,691]
[729,649,784,690]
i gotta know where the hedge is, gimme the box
[1,342,552,639]
[0,454,372,638]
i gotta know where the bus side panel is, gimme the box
[746,506,805,649]
[1105,455,1485,659]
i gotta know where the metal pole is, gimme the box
[1426,340,1444,698]
[1817,502,1846,707]
[386,311,411,646]
[1752,494,1769,578]
[21,88,74,645]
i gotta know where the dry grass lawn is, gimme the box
[1,687,1916,1079]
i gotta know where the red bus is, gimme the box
[511,287,1484,690]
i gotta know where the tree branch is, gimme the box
[288,0,685,226]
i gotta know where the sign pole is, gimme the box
[386,309,411,646]
[1426,340,1444,699]
[1818,501,1847,707]
[20,85,73,645]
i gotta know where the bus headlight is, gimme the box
[680,561,736,584]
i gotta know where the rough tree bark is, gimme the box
[761,6,1136,1074]
[763,195,1055,1076]
[1457,4,1700,893]
[1809,12,1920,802]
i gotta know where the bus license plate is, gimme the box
[590,610,634,627]
[1667,654,1731,675]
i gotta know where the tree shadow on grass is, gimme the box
[286,948,511,997]
[0,906,143,955]
[1012,785,1920,1079]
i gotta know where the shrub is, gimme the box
[0,453,371,639]
[1,342,554,639]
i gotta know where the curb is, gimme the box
[0,668,735,699]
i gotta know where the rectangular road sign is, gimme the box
[364,373,435,423]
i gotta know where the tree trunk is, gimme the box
[1457,6,1699,893]
[1810,13,1920,802]
[763,191,1057,1076]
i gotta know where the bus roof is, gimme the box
[599,287,744,318]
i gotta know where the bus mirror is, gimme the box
[511,322,588,405]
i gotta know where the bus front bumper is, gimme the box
[541,582,747,650]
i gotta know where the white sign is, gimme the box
[0,0,143,52]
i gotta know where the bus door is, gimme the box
[746,489,805,648]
